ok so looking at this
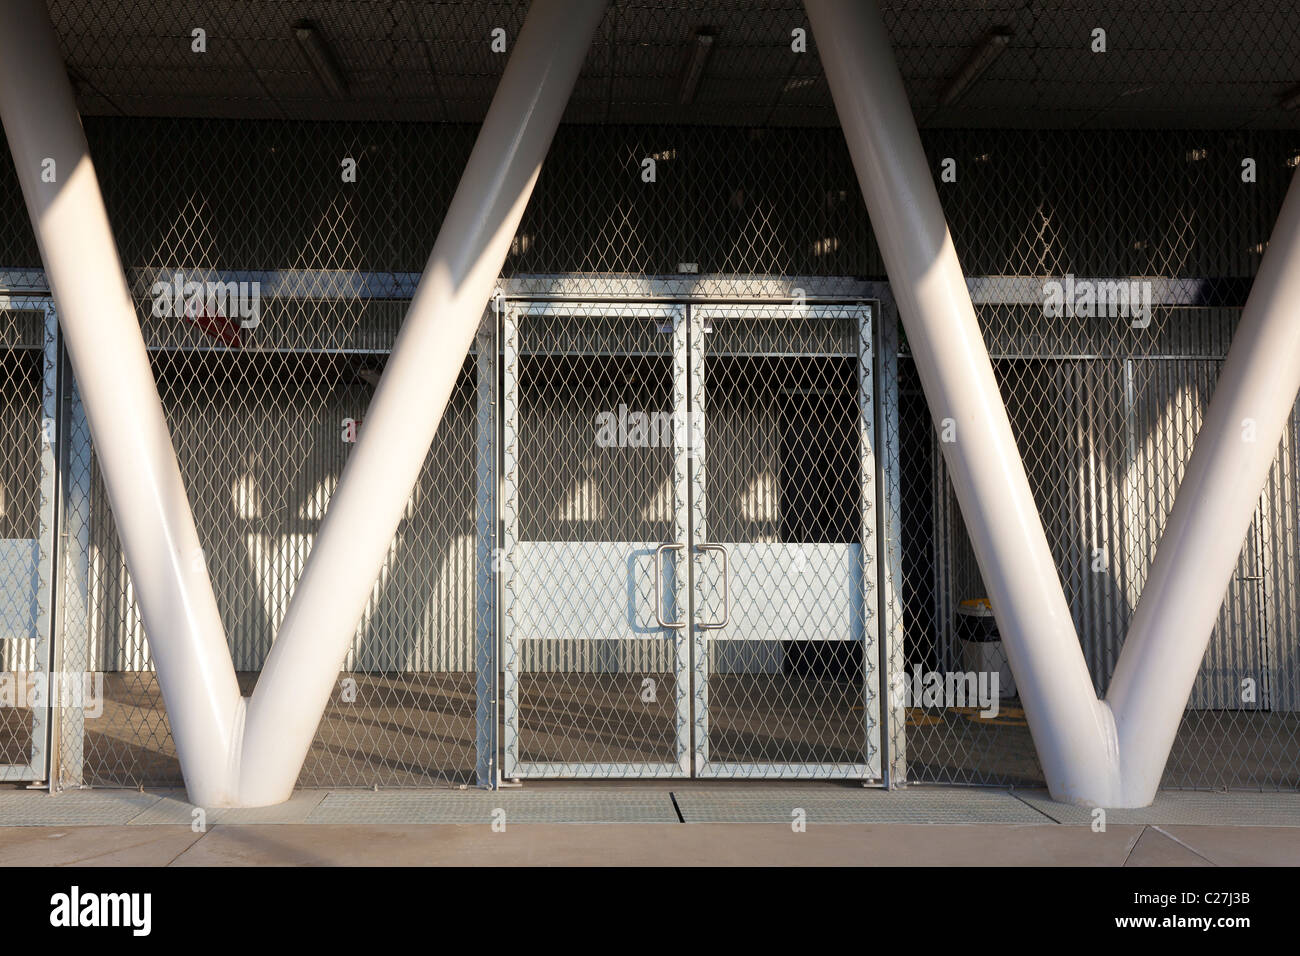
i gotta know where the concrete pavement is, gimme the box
[3,820,1299,866]
[0,786,1296,866]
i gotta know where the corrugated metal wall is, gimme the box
[930,305,1295,710]
[1264,408,1300,711]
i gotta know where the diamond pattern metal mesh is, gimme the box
[501,303,688,776]
[692,304,876,777]
[0,1,1295,794]
[77,318,487,789]
[0,309,46,775]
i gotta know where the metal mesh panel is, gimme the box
[501,302,689,776]
[692,304,877,778]
[77,303,488,789]
[900,301,1300,790]
[500,301,879,780]
[0,308,47,777]
[0,1,1295,793]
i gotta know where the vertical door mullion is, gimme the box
[499,304,520,779]
[685,304,709,775]
[673,304,697,774]
[858,307,882,779]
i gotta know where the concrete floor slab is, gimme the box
[169,822,1146,866]
[1122,827,1213,867]
[1015,789,1300,826]
[1157,825,1300,866]
[0,825,201,866]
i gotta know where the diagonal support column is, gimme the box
[1106,169,1300,804]
[238,0,605,806]
[805,0,1122,805]
[0,0,244,804]
[808,0,1300,807]
[0,0,606,807]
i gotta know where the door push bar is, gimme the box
[696,543,730,631]
[654,542,731,630]
[654,542,686,629]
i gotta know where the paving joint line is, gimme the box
[668,792,685,823]
[122,794,166,825]
[1151,825,1220,866]
[1008,789,1064,824]
[1120,826,1147,867]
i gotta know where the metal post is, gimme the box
[806,0,1121,804]
[52,361,92,790]
[0,0,244,804]
[236,0,606,806]
[499,303,521,780]
[32,304,59,782]
[873,294,907,787]
[857,306,882,781]
[474,308,499,789]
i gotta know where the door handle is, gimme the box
[654,542,686,629]
[697,543,730,630]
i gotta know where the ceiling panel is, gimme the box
[44,1,1300,129]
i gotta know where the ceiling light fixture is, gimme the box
[939,27,1013,107]
[293,20,348,99]
[678,28,716,106]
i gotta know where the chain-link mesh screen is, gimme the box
[0,309,46,775]
[0,1,1295,792]
[78,306,487,788]
[502,302,688,776]
[692,304,876,777]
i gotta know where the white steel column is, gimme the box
[236,0,606,805]
[0,0,604,807]
[0,0,243,804]
[805,0,1122,805]
[808,0,1300,807]
[1106,172,1300,804]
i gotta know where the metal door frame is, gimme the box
[498,295,882,781]
[500,299,692,778]
[0,296,58,782]
[689,302,881,779]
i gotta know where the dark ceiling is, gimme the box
[47,1,1300,129]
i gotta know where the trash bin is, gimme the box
[955,598,1016,699]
